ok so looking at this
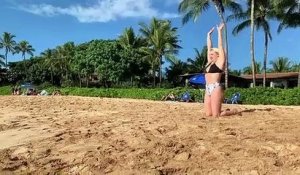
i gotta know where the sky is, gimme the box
[0,0,299,70]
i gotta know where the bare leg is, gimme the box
[204,93,212,117]
[210,87,223,117]
[220,109,241,116]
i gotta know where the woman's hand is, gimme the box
[217,23,225,32]
[207,27,214,36]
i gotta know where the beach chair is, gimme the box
[180,92,192,102]
[224,92,241,104]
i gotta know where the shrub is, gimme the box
[1,85,299,105]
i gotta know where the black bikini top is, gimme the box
[203,62,223,73]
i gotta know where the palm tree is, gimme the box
[250,0,256,87]
[139,18,181,87]
[0,32,17,68]
[242,61,262,74]
[118,27,146,49]
[55,42,75,84]
[41,49,56,84]
[15,41,35,61]
[166,60,189,87]
[178,0,242,88]
[0,55,5,67]
[118,27,147,86]
[228,0,275,87]
[15,40,35,80]
[273,0,300,33]
[270,57,292,73]
[140,47,159,86]
[186,46,208,73]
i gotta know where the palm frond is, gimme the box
[164,53,178,64]
[224,1,243,14]
[261,20,272,41]
[232,20,251,35]
[179,0,210,24]
[227,12,249,22]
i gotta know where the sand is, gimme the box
[0,95,300,174]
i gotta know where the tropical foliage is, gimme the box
[139,18,181,87]
[0,32,16,67]
[0,0,299,89]
[270,57,293,72]
[242,61,262,74]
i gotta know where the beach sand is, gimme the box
[0,96,300,174]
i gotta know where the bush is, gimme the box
[0,86,12,95]
[0,85,299,105]
[224,87,300,105]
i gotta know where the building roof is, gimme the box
[240,72,299,80]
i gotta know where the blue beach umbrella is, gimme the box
[20,82,35,89]
[189,73,206,85]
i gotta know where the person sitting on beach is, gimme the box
[204,23,239,117]
[11,86,15,95]
[180,92,193,102]
[52,90,62,96]
[26,88,34,95]
[15,87,21,95]
[39,90,48,96]
[161,92,176,101]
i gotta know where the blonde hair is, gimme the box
[210,48,219,55]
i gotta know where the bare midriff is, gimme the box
[205,73,222,84]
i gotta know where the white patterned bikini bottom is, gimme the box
[205,82,221,96]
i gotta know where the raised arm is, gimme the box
[207,27,214,61]
[217,23,225,65]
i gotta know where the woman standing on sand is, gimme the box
[204,23,237,117]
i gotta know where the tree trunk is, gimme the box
[78,74,82,88]
[214,5,228,89]
[159,56,162,88]
[250,0,256,87]
[5,50,8,68]
[221,16,229,89]
[50,68,54,85]
[23,54,27,81]
[263,33,268,88]
[298,66,300,88]
[86,73,89,87]
[152,63,156,87]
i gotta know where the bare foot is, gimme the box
[220,109,241,116]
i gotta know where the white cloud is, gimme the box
[18,0,179,23]
[164,0,183,6]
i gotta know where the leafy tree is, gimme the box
[229,69,242,76]
[166,60,189,87]
[140,47,159,86]
[15,40,35,61]
[41,49,57,84]
[0,54,5,68]
[186,46,208,73]
[0,32,16,67]
[118,27,146,49]
[15,40,35,80]
[139,18,181,87]
[73,42,92,87]
[270,57,292,72]
[118,27,150,86]
[86,40,127,87]
[243,61,262,74]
